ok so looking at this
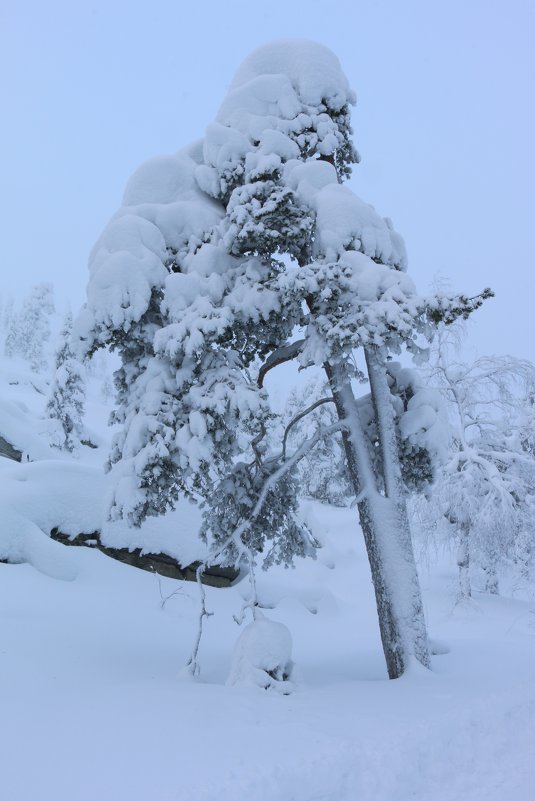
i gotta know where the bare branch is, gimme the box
[251,421,267,466]
[282,397,336,460]
[157,576,185,609]
[257,339,305,388]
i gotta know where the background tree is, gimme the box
[5,283,55,371]
[416,325,535,599]
[46,312,86,452]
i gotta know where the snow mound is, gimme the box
[0,506,78,581]
[0,397,58,461]
[0,460,105,536]
[0,460,105,580]
[227,618,294,693]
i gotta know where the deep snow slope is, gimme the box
[1,501,534,801]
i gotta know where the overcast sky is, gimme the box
[1,0,534,359]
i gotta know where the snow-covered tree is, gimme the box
[0,295,13,334]
[77,40,490,678]
[418,326,535,599]
[4,307,19,359]
[46,312,86,452]
[5,283,55,371]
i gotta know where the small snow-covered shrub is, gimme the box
[227,618,294,693]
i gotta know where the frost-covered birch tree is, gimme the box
[418,326,535,599]
[76,40,490,678]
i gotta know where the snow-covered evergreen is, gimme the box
[4,283,55,371]
[46,312,86,452]
[76,40,491,678]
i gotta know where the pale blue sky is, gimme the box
[1,0,534,357]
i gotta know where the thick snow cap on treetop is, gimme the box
[200,39,357,183]
[201,39,405,269]
[225,39,355,114]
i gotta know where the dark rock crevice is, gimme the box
[49,528,239,587]
[0,436,23,462]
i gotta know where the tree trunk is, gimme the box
[456,523,471,600]
[323,353,430,679]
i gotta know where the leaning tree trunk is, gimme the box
[323,352,430,679]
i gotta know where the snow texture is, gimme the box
[0,500,534,801]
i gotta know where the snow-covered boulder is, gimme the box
[227,618,294,693]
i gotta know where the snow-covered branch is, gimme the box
[281,397,336,460]
[257,339,305,388]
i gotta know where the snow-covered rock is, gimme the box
[227,617,294,693]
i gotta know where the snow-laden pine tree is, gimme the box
[76,40,490,678]
[46,312,86,452]
[417,326,535,599]
[5,283,55,371]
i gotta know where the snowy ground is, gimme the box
[1,359,534,800]
[1,499,534,801]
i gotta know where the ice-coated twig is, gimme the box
[184,564,214,678]
[157,576,185,610]
[233,550,260,625]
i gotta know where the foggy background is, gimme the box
[1,0,534,358]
